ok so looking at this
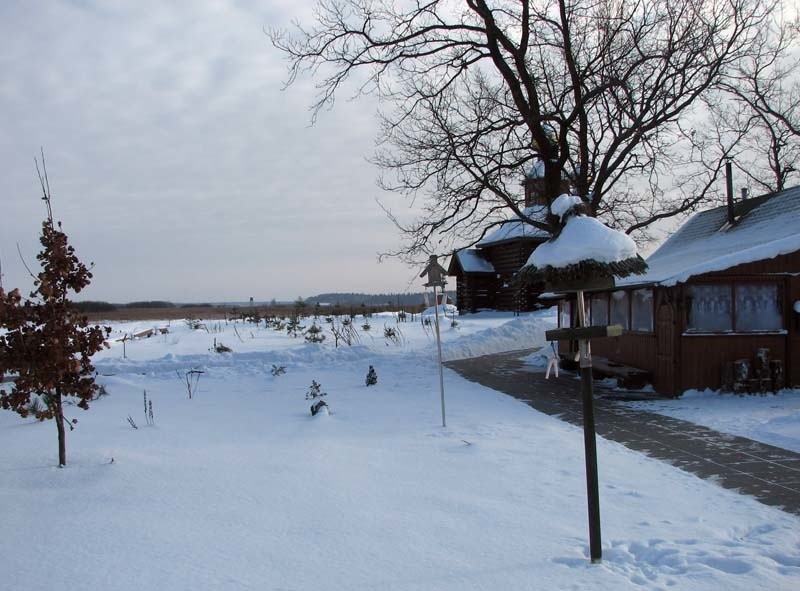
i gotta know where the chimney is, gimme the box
[725,160,734,225]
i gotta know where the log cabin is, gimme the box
[448,160,568,312]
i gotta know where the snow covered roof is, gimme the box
[476,205,550,247]
[449,249,495,274]
[525,158,572,181]
[526,159,546,179]
[617,186,800,288]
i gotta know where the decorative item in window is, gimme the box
[610,290,629,329]
[590,294,608,327]
[631,289,654,332]
[735,284,781,331]
[560,299,572,328]
[686,285,732,332]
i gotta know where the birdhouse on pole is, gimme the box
[517,193,649,565]
[420,254,448,428]
[420,255,448,288]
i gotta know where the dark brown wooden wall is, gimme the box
[482,241,540,311]
[678,334,787,392]
[455,274,495,312]
[588,334,659,374]
[790,275,800,387]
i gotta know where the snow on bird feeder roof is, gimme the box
[550,194,584,222]
[530,215,637,269]
[518,194,647,288]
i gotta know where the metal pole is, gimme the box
[432,283,447,428]
[576,290,602,563]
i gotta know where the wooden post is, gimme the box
[433,283,447,428]
[576,290,602,563]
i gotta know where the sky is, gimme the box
[0,0,427,303]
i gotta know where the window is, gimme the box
[687,285,732,331]
[735,284,782,331]
[687,283,783,333]
[610,291,629,329]
[631,289,654,332]
[560,300,572,328]
[590,294,609,326]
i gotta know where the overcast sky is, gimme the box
[0,0,429,303]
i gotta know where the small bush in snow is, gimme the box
[143,390,154,426]
[305,323,325,343]
[366,365,377,386]
[286,316,304,338]
[383,325,404,345]
[271,364,286,377]
[306,380,328,416]
[213,340,232,353]
[330,318,360,347]
[178,368,204,399]
[305,380,327,400]
[310,399,328,416]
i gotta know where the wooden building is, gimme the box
[448,160,567,312]
[556,186,800,396]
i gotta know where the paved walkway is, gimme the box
[445,348,800,516]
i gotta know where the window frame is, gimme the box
[684,280,784,334]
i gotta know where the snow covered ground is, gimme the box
[626,388,800,454]
[2,310,799,590]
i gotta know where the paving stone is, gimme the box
[446,349,800,516]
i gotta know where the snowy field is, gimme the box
[2,310,799,591]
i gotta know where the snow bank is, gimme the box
[440,314,554,361]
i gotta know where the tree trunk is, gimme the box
[54,391,66,467]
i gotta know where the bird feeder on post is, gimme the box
[518,194,647,564]
[420,254,448,428]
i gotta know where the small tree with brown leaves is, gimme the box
[0,164,109,466]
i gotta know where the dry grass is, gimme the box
[86,306,267,323]
[85,304,424,323]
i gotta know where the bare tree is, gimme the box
[271,0,781,258]
[682,8,800,198]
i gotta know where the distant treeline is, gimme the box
[305,292,455,307]
[72,292,455,314]
[71,301,213,313]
